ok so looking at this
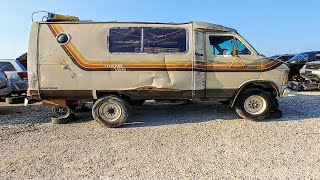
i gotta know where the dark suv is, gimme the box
[269,54,295,62]
[287,51,320,81]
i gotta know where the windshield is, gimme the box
[282,55,294,61]
[288,52,314,62]
[237,34,259,55]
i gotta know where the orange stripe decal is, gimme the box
[47,24,281,72]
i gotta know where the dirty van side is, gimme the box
[27,17,290,127]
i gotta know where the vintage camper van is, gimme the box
[27,13,290,127]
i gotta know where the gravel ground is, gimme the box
[0,91,320,179]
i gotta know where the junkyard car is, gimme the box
[303,60,320,83]
[0,59,28,95]
[287,51,320,81]
[269,54,295,62]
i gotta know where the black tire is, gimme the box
[235,88,273,120]
[5,96,25,104]
[128,99,145,106]
[92,95,130,128]
[52,105,71,118]
[272,97,279,112]
[51,113,76,124]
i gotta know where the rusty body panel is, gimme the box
[27,21,289,106]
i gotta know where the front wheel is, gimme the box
[235,88,273,120]
[92,95,130,128]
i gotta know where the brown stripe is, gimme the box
[46,24,282,72]
[48,24,58,36]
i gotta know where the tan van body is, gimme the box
[27,20,289,126]
[28,21,288,101]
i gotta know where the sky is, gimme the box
[0,0,319,58]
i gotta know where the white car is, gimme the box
[300,65,307,79]
[303,61,320,82]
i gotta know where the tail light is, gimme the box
[18,72,28,80]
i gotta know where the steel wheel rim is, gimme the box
[244,95,267,115]
[99,102,122,122]
[52,105,70,118]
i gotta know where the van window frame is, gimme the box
[208,35,252,56]
[107,27,189,54]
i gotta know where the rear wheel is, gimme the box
[92,95,130,128]
[235,88,273,120]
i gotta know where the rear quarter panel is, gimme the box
[37,23,194,92]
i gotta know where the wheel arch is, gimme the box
[231,80,280,107]
[96,91,133,102]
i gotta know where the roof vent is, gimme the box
[31,11,80,22]
[47,12,79,22]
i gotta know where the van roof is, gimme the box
[38,21,237,33]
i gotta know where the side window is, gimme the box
[143,28,186,53]
[109,28,142,53]
[209,36,251,55]
[209,36,234,55]
[0,62,16,71]
[236,39,251,55]
[109,27,187,53]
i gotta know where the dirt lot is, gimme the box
[1,91,320,179]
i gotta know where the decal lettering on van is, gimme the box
[41,87,59,90]
[105,64,126,71]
